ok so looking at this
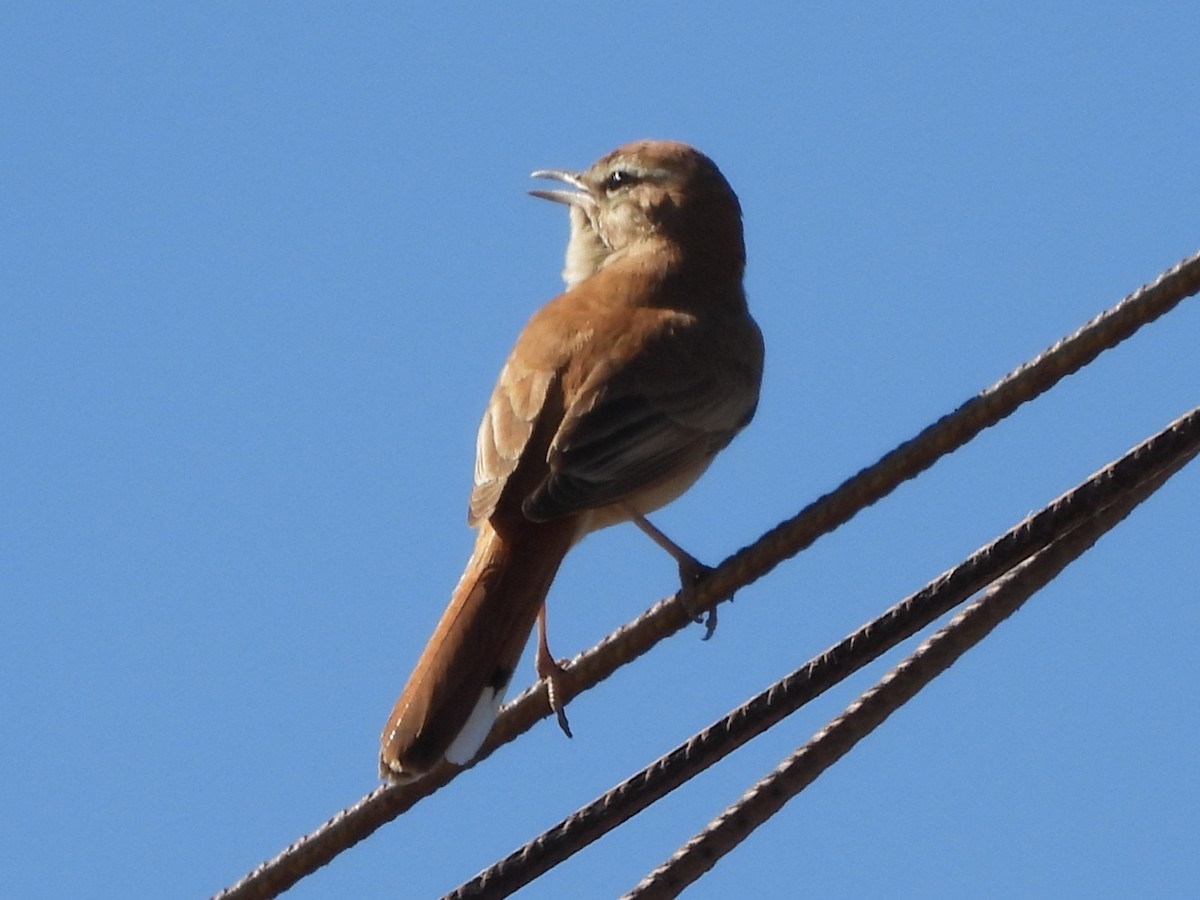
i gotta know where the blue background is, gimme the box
[4,4,1198,898]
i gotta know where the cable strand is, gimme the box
[445,407,1200,899]
[623,445,1197,899]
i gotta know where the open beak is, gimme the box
[529,169,595,210]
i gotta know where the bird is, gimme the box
[379,140,764,783]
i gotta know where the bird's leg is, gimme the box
[535,603,573,738]
[625,508,719,640]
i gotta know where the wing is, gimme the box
[467,282,763,528]
[523,308,762,521]
[468,359,557,527]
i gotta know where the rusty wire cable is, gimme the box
[445,405,1200,899]
[623,427,1199,899]
[212,250,1200,900]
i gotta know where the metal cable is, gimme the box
[446,407,1200,899]
[624,441,1198,899]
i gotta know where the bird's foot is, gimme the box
[676,556,719,641]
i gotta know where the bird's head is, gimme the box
[531,140,744,288]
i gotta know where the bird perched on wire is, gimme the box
[379,140,764,782]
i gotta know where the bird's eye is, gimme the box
[603,169,640,191]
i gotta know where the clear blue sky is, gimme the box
[4,4,1198,898]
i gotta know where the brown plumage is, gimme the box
[379,140,764,781]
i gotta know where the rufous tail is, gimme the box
[379,517,576,780]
